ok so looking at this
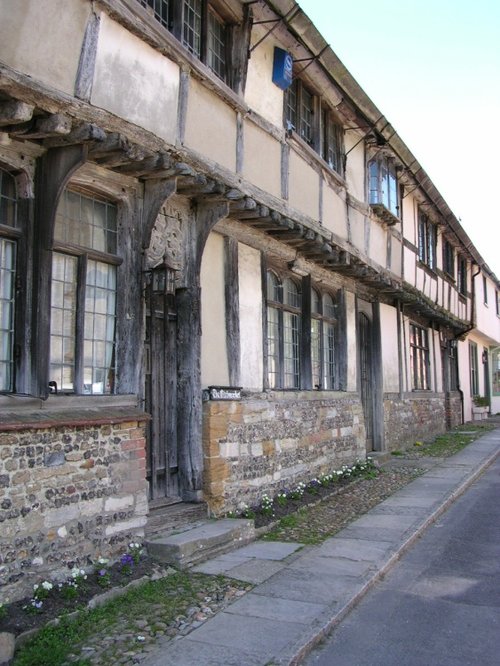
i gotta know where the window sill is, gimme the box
[369,203,399,226]
[287,132,347,190]
[0,394,149,430]
[417,260,438,279]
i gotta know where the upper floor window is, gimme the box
[0,168,18,392]
[483,275,488,304]
[322,109,343,173]
[368,154,399,222]
[418,210,437,270]
[458,255,467,296]
[285,79,314,145]
[410,323,430,390]
[285,80,344,176]
[311,289,337,390]
[266,271,301,389]
[50,189,119,395]
[139,0,228,81]
[443,239,454,278]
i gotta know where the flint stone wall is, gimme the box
[0,410,149,603]
[202,391,366,515]
[383,393,446,451]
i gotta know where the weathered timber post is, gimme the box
[32,145,86,398]
[176,200,229,501]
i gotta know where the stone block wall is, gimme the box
[383,393,446,451]
[202,391,366,515]
[445,392,462,429]
[0,412,149,603]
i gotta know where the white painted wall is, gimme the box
[245,30,285,128]
[0,0,90,95]
[345,291,357,391]
[184,79,237,171]
[243,121,282,198]
[238,243,264,391]
[380,304,399,392]
[92,13,179,144]
[288,150,320,219]
[200,233,229,387]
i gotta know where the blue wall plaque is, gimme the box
[272,47,293,90]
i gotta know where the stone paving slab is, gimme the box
[215,557,286,584]
[224,592,327,625]
[181,612,305,659]
[141,432,500,666]
[288,553,374,578]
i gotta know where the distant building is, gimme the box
[1,0,499,601]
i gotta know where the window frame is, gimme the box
[409,323,431,391]
[49,187,121,396]
[469,341,479,396]
[368,153,400,222]
[311,287,337,390]
[0,166,22,393]
[417,209,437,270]
[457,255,467,296]
[284,79,344,176]
[265,269,302,390]
[443,238,455,278]
[483,275,488,305]
[138,0,229,83]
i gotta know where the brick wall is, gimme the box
[0,412,148,603]
[202,392,366,515]
[383,393,446,451]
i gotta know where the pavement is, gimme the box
[142,426,500,666]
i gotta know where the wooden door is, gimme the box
[145,285,179,502]
[358,312,374,452]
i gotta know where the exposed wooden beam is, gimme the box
[0,100,34,126]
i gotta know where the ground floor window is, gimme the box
[410,323,430,390]
[469,342,479,396]
[50,189,118,394]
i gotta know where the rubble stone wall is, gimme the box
[0,416,148,603]
[202,392,366,515]
[383,393,446,451]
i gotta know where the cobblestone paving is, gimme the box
[63,460,427,665]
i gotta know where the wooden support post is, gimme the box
[176,200,229,501]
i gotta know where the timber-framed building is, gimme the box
[1,0,499,600]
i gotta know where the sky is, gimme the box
[297,0,500,277]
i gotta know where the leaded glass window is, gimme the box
[50,189,118,395]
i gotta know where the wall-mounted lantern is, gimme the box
[152,259,176,295]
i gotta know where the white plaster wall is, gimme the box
[200,233,229,386]
[345,291,357,391]
[238,243,264,391]
[245,31,284,128]
[344,136,365,201]
[457,338,473,420]
[380,304,399,392]
[0,0,90,95]
[322,184,348,240]
[92,14,179,144]
[184,79,237,171]
[349,208,365,254]
[288,151,320,220]
[475,274,500,341]
[369,223,387,267]
[243,121,281,198]
[403,245,416,283]
[391,236,402,276]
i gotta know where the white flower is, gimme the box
[136,635,146,642]
[41,581,53,591]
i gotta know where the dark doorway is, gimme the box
[144,280,179,503]
[358,311,374,452]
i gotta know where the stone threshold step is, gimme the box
[145,519,255,569]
